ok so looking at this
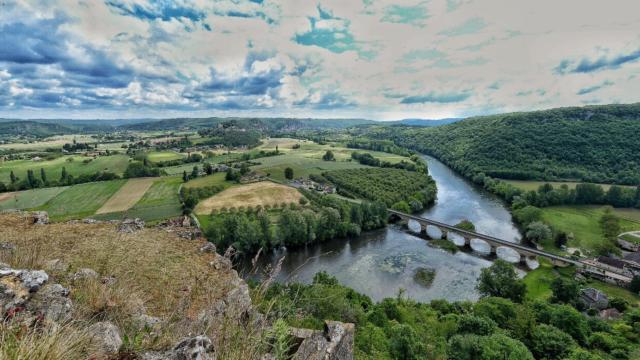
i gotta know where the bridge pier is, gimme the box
[490,245,497,256]
[440,228,448,239]
[420,223,427,235]
[463,237,471,247]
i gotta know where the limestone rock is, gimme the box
[173,336,215,360]
[0,242,15,251]
[32,211,49,225]
[141,336,215,360]
[26,283,72,322]
[44,259,69,273]
[290,320,355,360]
[200,242,217,254]
[72,268,99,281]
[118,218,145,233]
[198,275,252,329]
[88,321,123,355]
[0,262,10,269]
[132,313,162,331]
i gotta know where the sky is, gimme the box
[0,0,639,120]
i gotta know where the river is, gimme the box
[241,155,525,302]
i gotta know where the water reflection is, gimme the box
[240,155,527,302]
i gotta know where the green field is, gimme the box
[504,179,634,192]
[94,176,183,222]
[539,206,640,253]
[0,186,69,210]
[0,135,96,150]
[146,151,185,162]
[36,180,126,221]
[0,154,130,183]
[524,259,640,305]
[184,172,230,189]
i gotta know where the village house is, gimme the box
[580,288,609,310]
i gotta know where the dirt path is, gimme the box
[96,178,155,214]
[0,191,16,203]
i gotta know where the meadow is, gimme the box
[146,150,185,162]
[0,186,69,210]
[95,177,155,214]
[504,179,634,192]
[539,205,640,252]
[194,181,302,215]
[36,179,126,221]
[0,154,130,183]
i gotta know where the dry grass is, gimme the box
[0,321,95,360]
[194,181,303,215]
[95,178,155,214]
[0,212,269,358]
[0,192,15,202]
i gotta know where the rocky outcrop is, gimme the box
[142,335,216,360]
[88,321,123,355]
[0,267,71,323]
[290,321,355,360]
[118,218,145,233]
[32,211,49,225]
[71,267,99,281]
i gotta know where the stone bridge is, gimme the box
[388,209,582,269]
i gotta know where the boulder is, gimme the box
[200,242,217,254]
[118,218,145,233]
[44,259,69,273]
[290,321,355,360]
[32,211,49,225]
[0,242,15,251]
[197,276,252,330]
[26,283,72,322]
[88,321,123,355]
[72,268,99,281]
[141,335,215,360]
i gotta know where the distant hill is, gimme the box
[368,103,640,185]
[387,118,461,127]
[0,121,74,139]
[120,117,376,132]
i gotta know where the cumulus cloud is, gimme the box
[1,0,639,119]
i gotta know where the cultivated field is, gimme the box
[0,134,96,150]
[0,186,69,210]
[95,177,155,214]
[0,154,130,183]
[146,150,185,162]
[184,172,229,189]
[194,181,303,214]
[95,176,183,222]
[504,179,633,192]
[540,205,640,252]
[37,180,126,220]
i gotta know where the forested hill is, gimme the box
[0,120,74,139]
[371,103,640,185]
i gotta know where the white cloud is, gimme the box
[1,0,639,119]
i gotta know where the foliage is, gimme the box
[322,150,335,161]
[530,324,575,360]
[526,221,552,243]
[123,161,162,178]
[454,219,475,232]
[549,277,580,305]
[284,167,293,180]
[367,103,640,185]
[476,260,526,302]
[323,168,436,211]
[350,151,426,172]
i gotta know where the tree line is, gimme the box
[203,189,388,255]
[259,260,640,360]
[322,168,437,213]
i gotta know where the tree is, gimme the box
[60,167,68,182]
[239,162,250,176]
[10,170,16,184]
[204,162,213,175]
[191,166,199,179]
[182,170,189,182]
[322,150,335,161]
[391,201,411,213]
[455,220,475,232]
[0,181,6,192]
[389,323,426,360]
[550,277,580,305]
[525,221,552,243]
[284,167,294,180]
[530,324,575,360]
[476,260,526,302]
[512,206,541,226]
[40,168,47,184]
